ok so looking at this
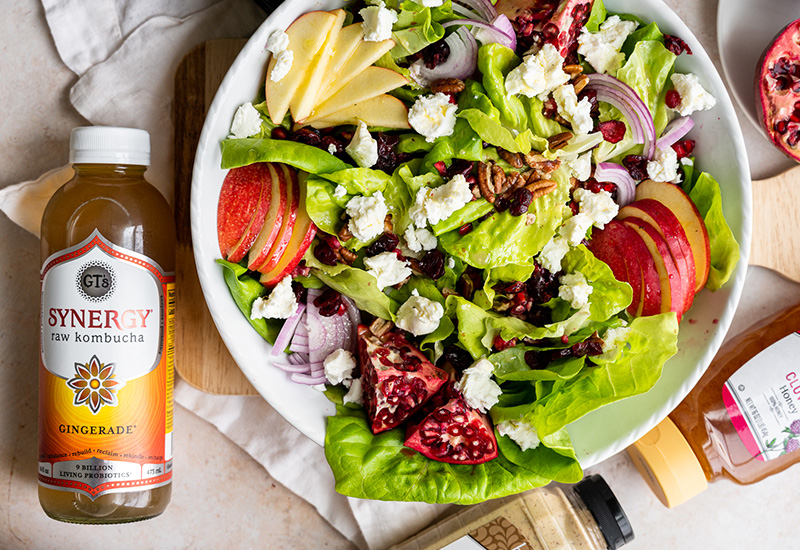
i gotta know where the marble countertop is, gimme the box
[1,1,798,548]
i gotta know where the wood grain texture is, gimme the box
[750,166,800,283]
[174,39,256,395]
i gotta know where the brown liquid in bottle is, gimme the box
[39,131,175,523]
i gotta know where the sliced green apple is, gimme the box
[266,10,338,123]
[306,66,408,122]
[304,94,411,129]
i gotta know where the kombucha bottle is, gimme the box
[38,126,175,523]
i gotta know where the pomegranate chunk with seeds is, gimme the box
[404,389,498,465]
[503,0,594,58]
[357,325,448,434]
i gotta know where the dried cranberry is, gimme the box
[598,120,626,143]
[524,350,548,370]
[290,127,322,147]
[313,240,338,266]
[509,187,533,216]
[271,127,289,140]
[421,38,450,70]
[526,262,560,303]
[446,159,475,178]
[292,281,308,304]
[372,133,408,174]
[493,281,526,295]
[623,155,649,181]
[366,232,400,256]
[671,139,696,159]
[665,89,682,109]
[314,288,346,317]
[438,345,473,371]
[527,305,553,326]
[542,97,559,119]
[494,196,510,213]
[419,250,446,280]
[321,136,344,156]
[664,34,693,56]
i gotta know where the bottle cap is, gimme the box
[69,126,150,166]
[574,474,634,549]
[627,416,708,508]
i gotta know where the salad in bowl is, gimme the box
[199,0,744,504]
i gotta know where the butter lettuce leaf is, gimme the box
[216,259,279,343]
[562,245,633,321]
[220,138,349,173]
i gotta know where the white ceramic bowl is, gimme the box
[191,0,751,467]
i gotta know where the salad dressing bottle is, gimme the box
[390,475,633,550]
[628,302,800,507]
[38,127,175,523]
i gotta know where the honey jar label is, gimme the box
[38,230,174,499]
[723,332,800,461]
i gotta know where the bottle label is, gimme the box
[39,230,175,499]
[722,332,800,461]
[442,517,532,550]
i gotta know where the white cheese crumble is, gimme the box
[328,143,338,155]
[447,257,456,269]
[229,102,263,139]
[646,146,680,183]
[559,212,593,246]
[558,272,593,309]
[345,191,388,242]
[333,184,347,199]
[343,378,363,405]
[669,73,716,116]
[497,418,540,452]
[577,15,638,76]
[538,235,570,273]
[553,84,593,135]
[599,325,631,360]
[323,348,356,386]
[360,1,398,42]
[404,226,438,252]
[455,358,502,413]
[681,157,694,166]
[267,30,293,82]
[364,252,412,290]
[408,93,458,143]
[250,276,298,320]
[505,43,569,100]
[567,151,592,182]
[419,0,444,6]
[396,290,444,336]
[345,121,379,168]
[573,188,619,229]
[409,174,473,227]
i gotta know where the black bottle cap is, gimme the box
[574,474,634,549]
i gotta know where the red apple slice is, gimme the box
[619,199,696,313]
[587,223,642,316]
[246,163,288,271]
[605,220,662,317]
[635,179,711,292]
[260,180,317,286]
[623,219,687,320]
[217,163,270,262]
[252,163,300,273]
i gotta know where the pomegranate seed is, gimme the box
[458,223,473,236]
[271,127,289,140]
[671,139,696,159]
[666,89,682,109]
[598,120,626,143]
[493,335,518,351]
[433,161,447,175]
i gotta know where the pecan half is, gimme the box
[501,171,523,197]
[548,131,573,150]
[477,162,495,203]
[338,222,353,242]
[441,287,460,297]
[572,74,589,94]
[498,149,524,169]
[383,214,394,233]
[524,151,548,167]
[431,78,465,94]
[563,64,583,76]
[491,164,507,194]
[337,246,357,265]
[369,318,394,339]
[525,179,558,200]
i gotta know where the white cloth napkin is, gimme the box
[0,2,446,548]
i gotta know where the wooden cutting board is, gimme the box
[173,39,800,396]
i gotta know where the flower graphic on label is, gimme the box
[66,355,125,414]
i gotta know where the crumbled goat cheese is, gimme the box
[497,418,541,452]
[577,16,638,76]
[455,358,502,413]
[419,0,444,6]
[669,73,716,116]
[558,272,594,309]
[404,226,437,252]
[345,191,388,242]
[409,174,473,227]
[364,252,412,290]
[408,93,458,143]
[553,84,594,135]
[266,30,293,82]
[567,151,592,182]
[346,121,379,168]
[250,276,298,320]
[333,184,347,199]
[396,290,444,336]
[343,378,363,405]
[360,1,398,42]
[647,146,680,183]
[680,157,694,166]
[559,213,593,246]
[447,257,456,269]
[323,349,356,386]
[328,143,338,155]
[573,188,619,229]
[538,235,570,274]
[599,325,631,360]
[505,43,569,100]
[229,102,263,139]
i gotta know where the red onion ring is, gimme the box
[411,27,478,87]
[656,116,694,150]
[271,303,305,356]
[594,162,637,206]
[443,18,515,50]
[453,0,496,21]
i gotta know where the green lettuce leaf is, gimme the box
[616,40,676,137]
[216,259,280,343]
[389,1,451,58]
[220,138,349,173]
[689,172,740,290]
[478,43,528,131]
[562,245,633,321]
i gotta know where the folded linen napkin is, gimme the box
[0,2,447,548]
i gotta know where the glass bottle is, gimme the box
[38,126,175,523]
[628,302,800,507]
[390,475,634,550]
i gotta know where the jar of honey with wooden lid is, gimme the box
[38,126,175,523]
[628,302,800,507]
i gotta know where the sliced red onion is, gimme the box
[443,18,515,50]
[586,74,656,159]
[270,303,305,356]
[274,361,314,374]
[594,162,637,206]
[656,116,694,150]
[490,15,516,47]
[287,352,309,365]
[306,289,358,365]
[451,2,483,21]
[410,27,478,87]
[290,372,328,385]
[453,0,496,21]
